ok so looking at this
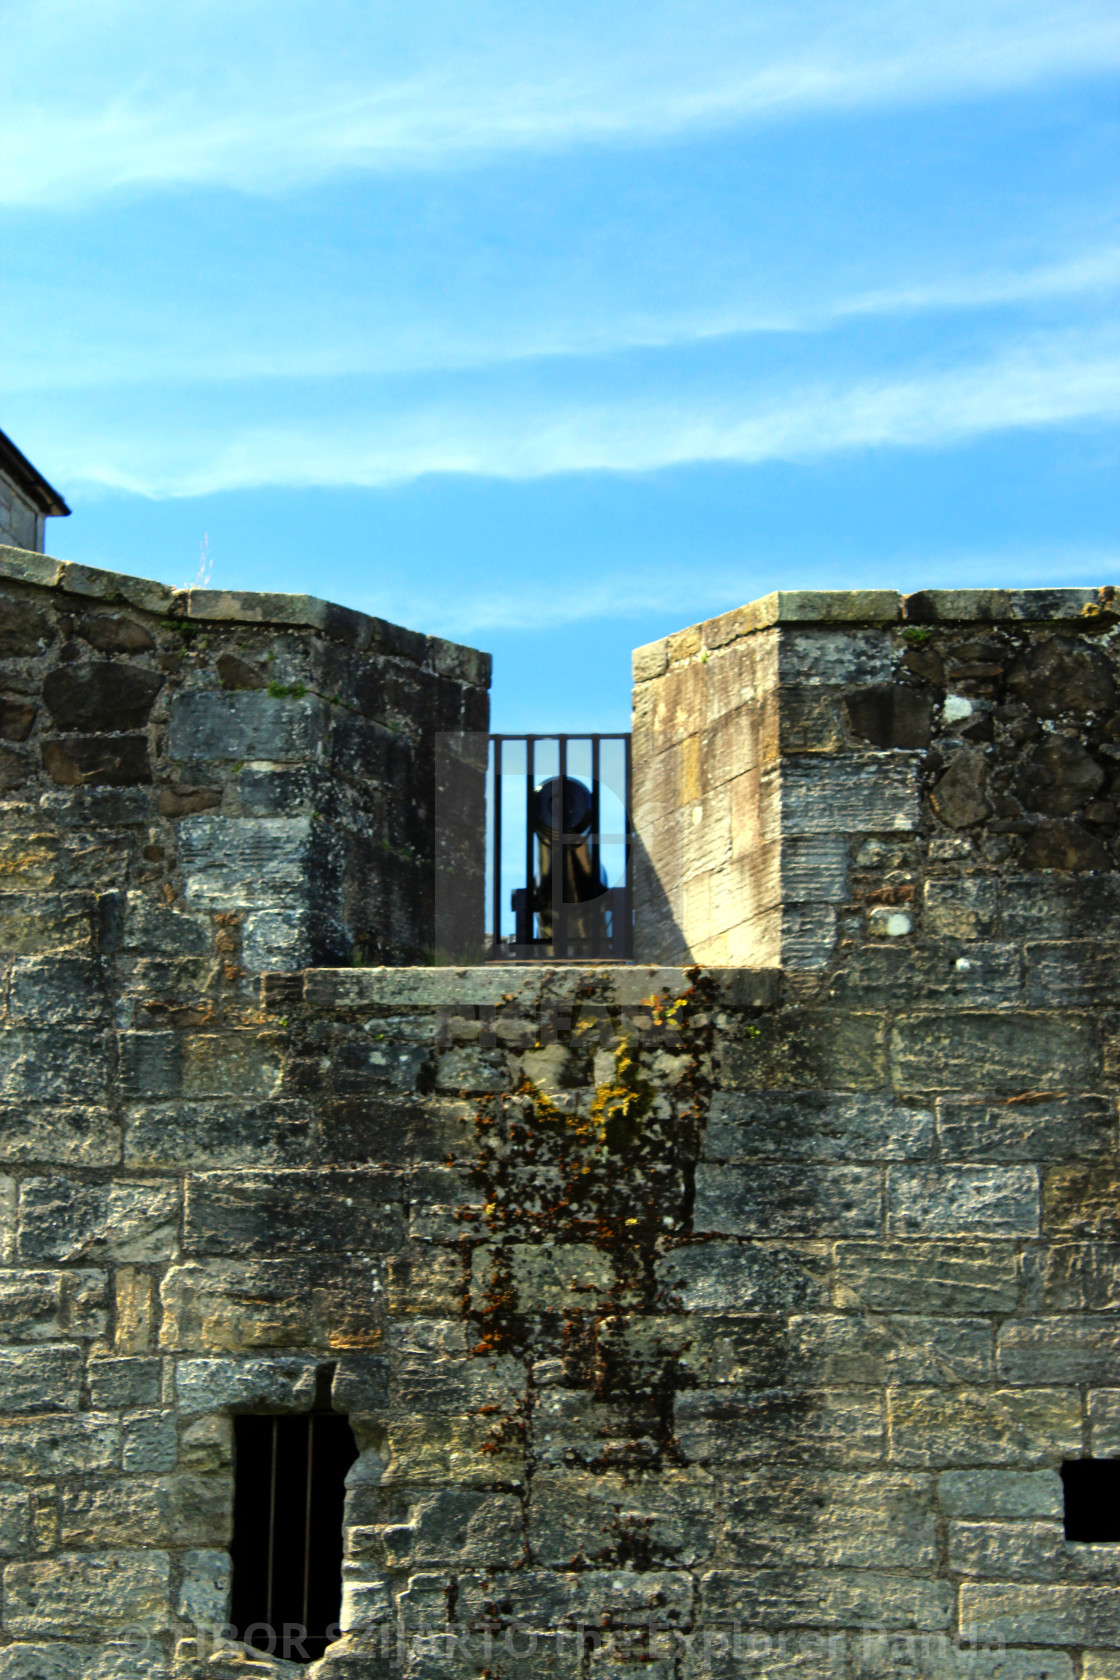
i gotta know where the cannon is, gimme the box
[511,774,620,955]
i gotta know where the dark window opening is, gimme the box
[1062,1458,1120,1542]
[229,1368,359,1664]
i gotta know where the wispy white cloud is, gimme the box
[5,242,1119,395]
[43,323,1120,499]
[3,0,1118,205]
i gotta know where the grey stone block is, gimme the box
[948,1518,1107,1582]
[2,1549,171,1637]
[8,957,109,1026]
[675,1388,883,1466]
[16,1177,180,1264]
[120,894,210,956]
[456,1568,694,1628]
[781,756,922,835]
[886,1166,1039,1237]
[700,1567,952,1629]
[87,1358,162,1410]
[922,877,999,939]
[1001,876,1120,940]
[938,1096,1116,1161]
[888,1388,1081,1467]
[704,1091,933,1161]
[168,689,329,763]
[961,1583,1120,1646]
[122,1409,177,1473]
[528,1468,712,1568]
[0,1484,30,1557]
[183,1169,404,1256]
[725,1469,936,1570]
[0,1413,119,1477]
[1025,942,1120,1007]
[656,1243,830,1312]
[788,1314,992,1386]
[782,836,850,901]
[177,1547,231,1627]
[0,1105,121,1168]
[938,1469,1063,1519]
[178,815,312,910]
[1089,1391,1120,1456]
[829,942,1022,1009]
[890,1012,1098,1093]
[694,1163,881,1238]
[0,1344,82,1413]
[997,1317,1120,1386]
[174,1356,320,1416]
[124,1101,312,1170]
[0,1031,111,1102]
[1022,1244,1120,1311]
[0,1269,108,1342]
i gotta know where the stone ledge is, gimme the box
[0,543,490,684]
[263,964,781,1011]
[632,585,1116,679]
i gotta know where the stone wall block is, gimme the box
[1022,1244,1120,1311]
[780,756,922,835]
[0,1268,107,1342]
[0,1105,121,1168]
[890,1013,1099,1093]
[7,956,109,1026]
[1088,1391,1120,1455]
[937,1468,1064,1519]
[0,1031,111,1103]
[182,1169,404,1257]
[961,1583,1120,1646]
[832,1242,1020,1314]
[675,1388,883,1467]
[888,1388,1081,1467]
[0,1414,120,1478]
[656,1243,831,1313]
[725,1469,936,1571]
[886,1166,1039,1237]
[16,1178,180,1265]
[1043,1165,1120,1239]
[0,1345,82,1413]
[168,689,329,763]
[938,1095,1116,1161]
[693,1164,882,1238]
[2,1550,171,1637]
[704,1091,933,1161]
[788,1314,992,1386]
[700,1567,952,1630]
[997,1316,1120,1385]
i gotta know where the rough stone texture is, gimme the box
[0,563,1116,1676]
[0,544,489,973]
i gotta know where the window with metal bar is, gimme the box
[229,1377,358,1664]
[487,733,632,960]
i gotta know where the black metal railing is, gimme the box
[487,734,632,960]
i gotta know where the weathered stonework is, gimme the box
[1,547,1118,1678]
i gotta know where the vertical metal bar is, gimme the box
[590,736,601,960]
[622,734,633,958]
[491,737,503,959]
[555,736,567,958]
[525,737,535,954]
[266,1417,278,1631]
[301,1415,315,1631]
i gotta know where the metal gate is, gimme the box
[487,734,632,960]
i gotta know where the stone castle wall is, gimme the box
[0,546,1118,1678]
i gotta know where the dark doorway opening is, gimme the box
[229,1371,359,1664]
[1062,1458,1120,1542]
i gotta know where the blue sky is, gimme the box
[2,1,1117,730]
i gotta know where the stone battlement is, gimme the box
[0,543,1118,1676]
